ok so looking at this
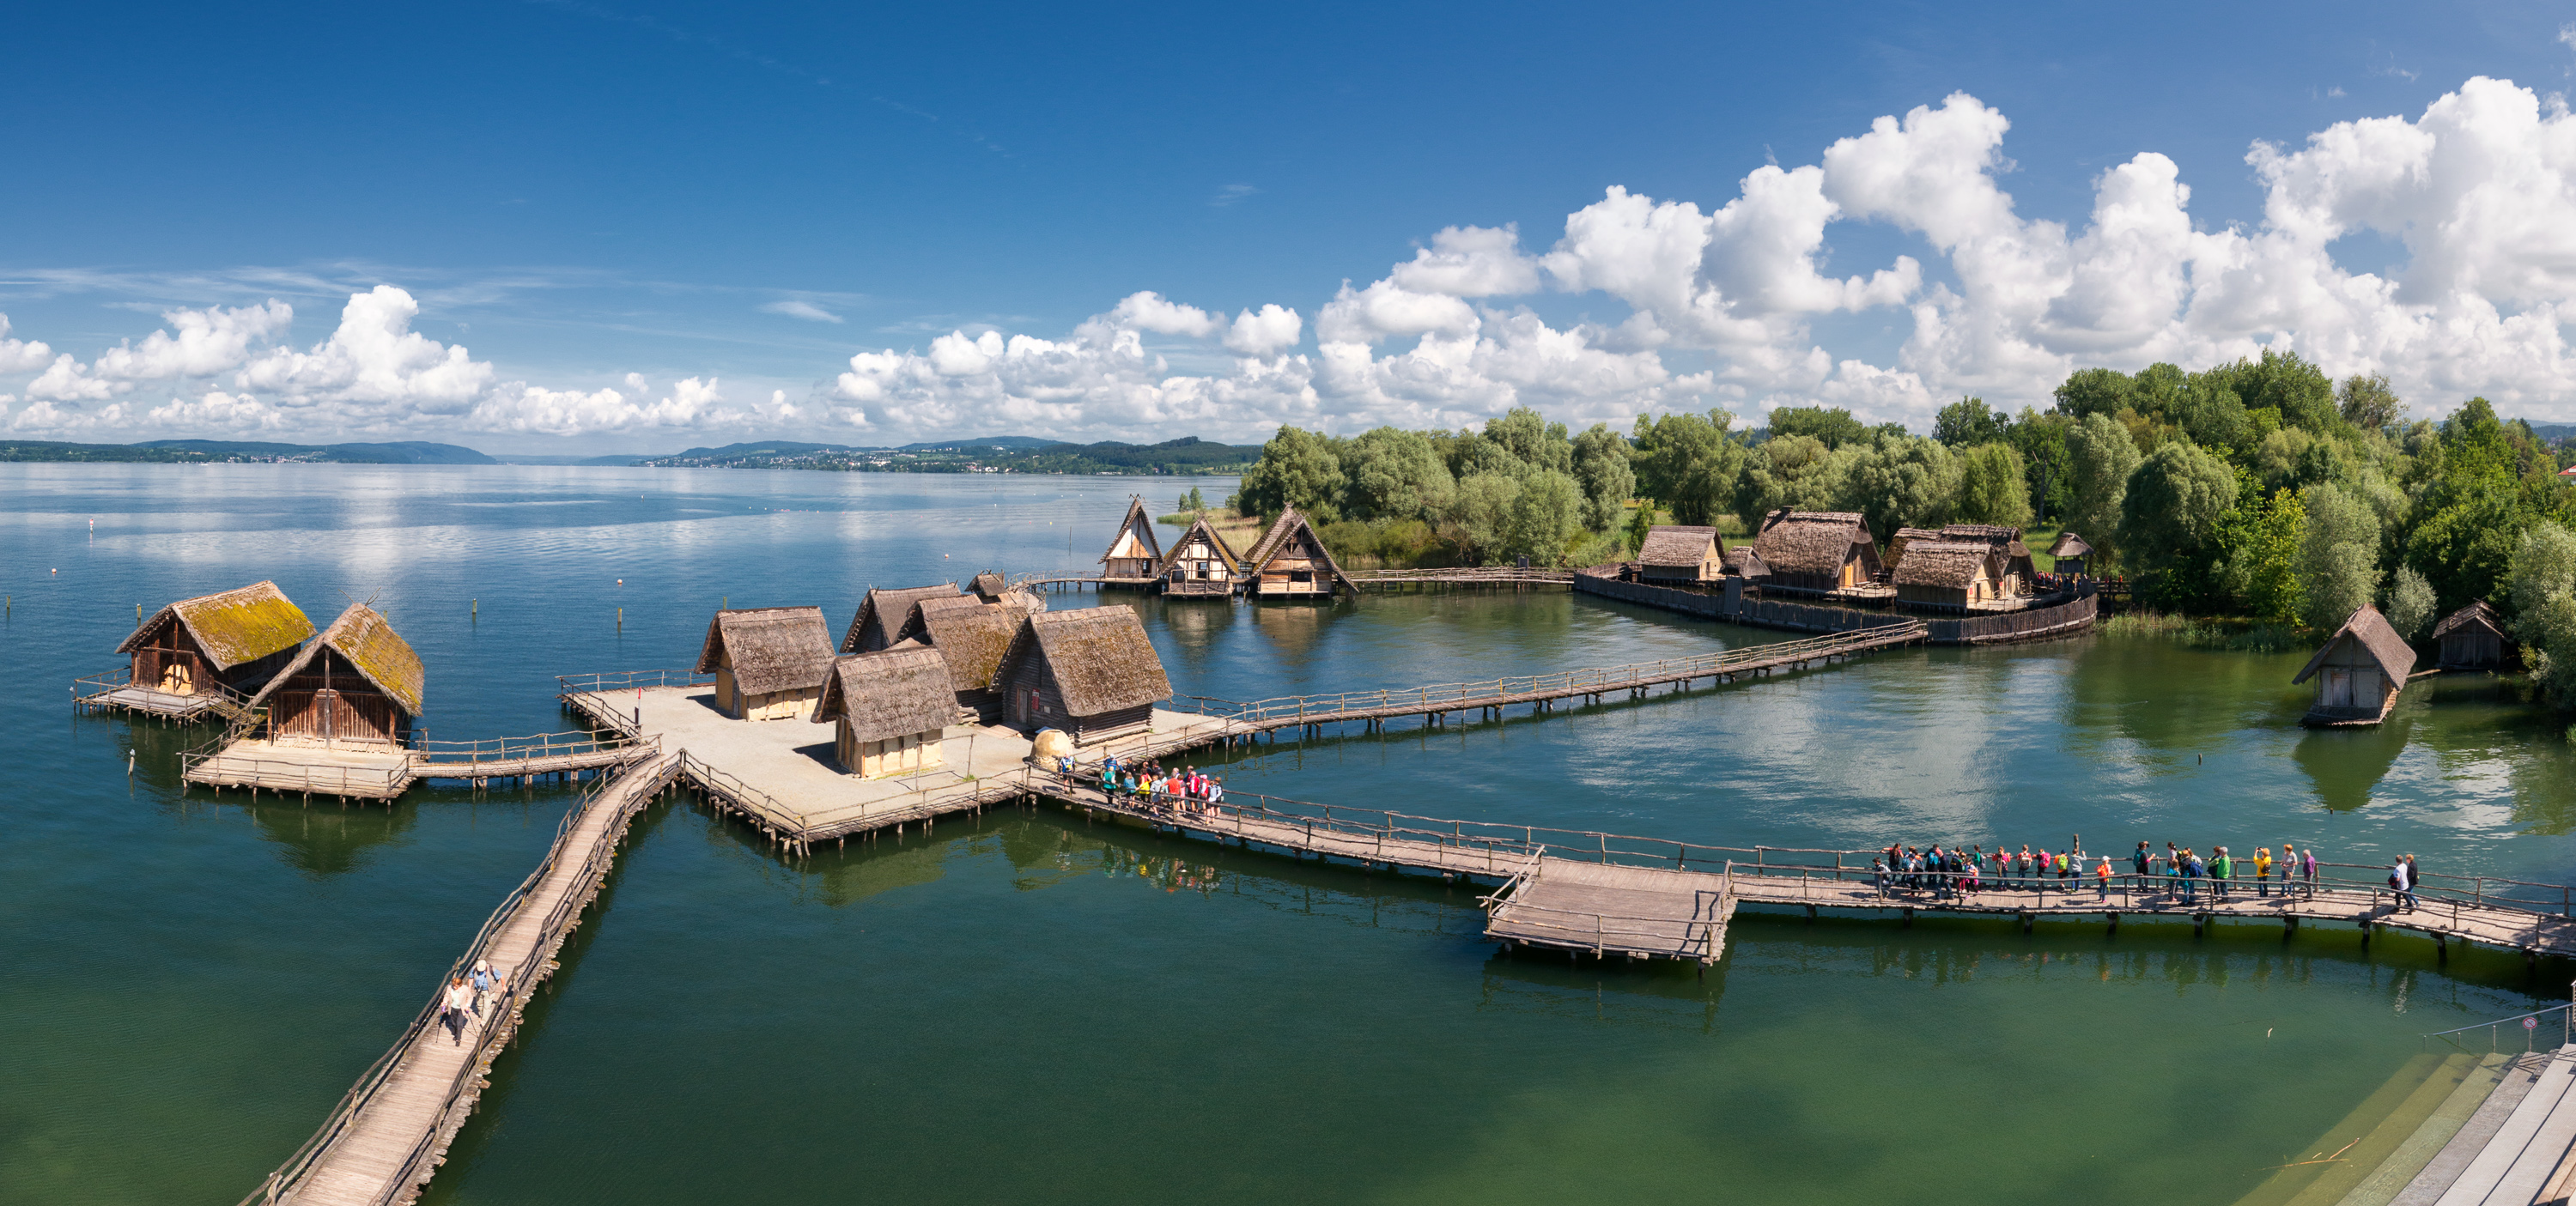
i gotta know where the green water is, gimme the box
[4,465,2573,1204]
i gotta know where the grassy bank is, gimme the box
[2099,610,2308,653]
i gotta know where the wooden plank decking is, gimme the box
[182,735,655,801]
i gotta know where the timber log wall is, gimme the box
[1574,570,2098,646]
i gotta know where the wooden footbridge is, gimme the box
[180,728,659,802]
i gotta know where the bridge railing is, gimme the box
[2421,1002,2574,1053]
[555,668,717,699]
[179,750,410,797]
[1722,861,2576,925]
[72,664,257,715]
[412,728,657,769]
[1169,624,1923,726]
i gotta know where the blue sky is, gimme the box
[3,0,2573,451]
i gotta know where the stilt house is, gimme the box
[697,606,835,720]
[115,580,314,700]
[812,647,953,779]
[1100,496,1163,580]
[993,606,1173,743]
[1886,527,1944,567]
[1238,506,1358,599]
[1637,525,1724,584]
[1749,511,1884,593]
[244,603,423,746]
[1936,524,2037,595]
[1891,541,2006,609]
[1157,516,1241,597]
[840,583,959,653]
[2433,601,2507,670]
[2046,531,2093,578]
[912,593,1030,718]
[2293,604,2415,726]
[970,571,1008,601]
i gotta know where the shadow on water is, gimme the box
[2293,713,2415,813]
[242,800,422,877]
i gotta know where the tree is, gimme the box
[2210,348,2336,433]
[1443,473,1521,562]
[1933,397,2008,447]
[2298,482,2381,631]
[2507,524,2576,708]
[1483,406,1575,476]
[2222,487,2306,623]
[2122,440,2239,576]
[1176,486,1205,513]
[1631,410,1746,527]
[1954,442,2032,527]
[2008,409,2073,523]
[2064,413,2141,566]
[1236,426,1345,522]
[2337,373,2404,431]
[2053,367,2136,418]
[1502,470,1586,564]
[1766,405,1868,450]
[1340,427,1454,522]
[1832,433,1961,539]
[1732,433,1836,523]
[1570,423,1637,531]
[2385,566,2436,640]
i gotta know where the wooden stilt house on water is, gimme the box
[1749,510,1885,595]
[1637,525,1724,584]
[812,647,954,778]
[840,583,960,653]
[1238,506,1358,599]
[696,606,835,720]
[1891,541,2007,609]
[1100,496,1163,584]
[1935,524,2037,595]
[909,593,1031,718]
[2047,531,2093,579]
[242,603,423,746]
[994,605,1173,743]
[970,571,1009,602]
[2293,604,2416,726]
[94,581,315,719]
[1157,516,1242,597]
[2433,601,2508,671]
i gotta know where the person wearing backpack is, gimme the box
[2210,847,2233,903]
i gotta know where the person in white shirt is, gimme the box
[441,976,477,1045]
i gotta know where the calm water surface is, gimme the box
[5,465,2573,1205]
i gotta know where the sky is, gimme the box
[3,0,2573,453]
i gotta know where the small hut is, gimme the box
[1157,516,1242,597]
[244,603,423,746]
[2047,531,2093,579]
[970,571,1008,601]
[1749,510,1884,593]
[840,583,960,654]
[1721,547,1769,607]
[913,594,1030,718]
[1892,541,2005,609]
[1238,506,1358,599]
[1100,496,1163,581]
[2433,601,2507,671]
[1885,527,1944,568]
[115,580,314,701]
[993,606,1173,742]
[1637,525,1724,584]
[1937,524,2036,595]
[812,647,954,778]
[2293,604,2416,726]
[697,606,835,720]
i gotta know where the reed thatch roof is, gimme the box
[1722,547,1770,578]
[1637,524,1722,568]
[999,605,1172,716]
[2293,604,2418,686]
[246,603,424,717]
[2433,600,2505,640]
[1751,511,1873,578]
[697,606,835,696]
[1890,541,1997,589]
[915,597,1027,691]
[971,571,1007,599]
[1101,495,1162,566]
[2048,530,2093,559]
[1156,516,1242,575]
[1940,524,2022,545]
[840,583,960,652]
[812,647,957,742]
[117,580,313,670]
[1241,506,1358,593]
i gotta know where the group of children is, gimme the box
[1092,754,1224,812]
[1869,839,2332,904]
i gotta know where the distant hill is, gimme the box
[638,433,1255,475]
[3,439,496,464]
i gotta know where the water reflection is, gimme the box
[246,799,419,876]
[2292,716,2415,813]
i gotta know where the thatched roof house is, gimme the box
[245,603,423,746]
[2433,601,2507,671]
[116,580,314,698]
[1721,547,1769,579]
[2047,530,2093,575]
[1937,524,2037,591]
[1239,506,1358,598]
[970,571,1008,600]
[1101,496,1163,579]
[1157,515,1242,597]
[1891,540,2005,608]
[1885,527,1944,567]
[697,606,835,720]
[1750,510,1883,593]
[812,647,955,778]
[994,605,1172,742]
[1637,525,1724,584]
[913,594,1031,717]
[840,583,960,653]
[2293,604,2416,726]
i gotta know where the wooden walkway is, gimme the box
[246,752,684,1206]
[181,733,657,802]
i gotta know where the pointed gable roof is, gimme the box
[970,571,1007,599]
[1751,510,1874,579]
[117,580,314,670]
[1637,524,1722,569]
[996,606,1172,716]
[2432,600,2504,640]
[1238,506,1358,594]
[840,583,960,653]
[1155,515,1242,575]
[246,603,425,717]
[1100,495,1162,567]
[2293,604,2417,686]
[1890,541,1999,589]
[915,597,1030,693]
[2047,530,2093,560]
[697,606,835,696]
[811,647,957,742]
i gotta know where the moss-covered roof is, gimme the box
[246,603,425,716]
[117,580,314,670]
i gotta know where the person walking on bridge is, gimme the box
[2133,841,2153,890]
[2301,846,2319,899]
[441,975,475,1045]
[2392,857,2418,912]
[2210,847,2233,903]
[2253,847,2273,898]
[2096,854,2114,900]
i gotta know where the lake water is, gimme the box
[6,465,2574,1205]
